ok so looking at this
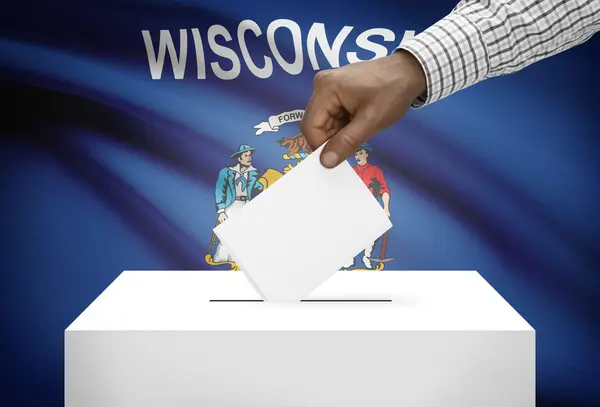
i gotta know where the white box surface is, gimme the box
[65,270,535,407]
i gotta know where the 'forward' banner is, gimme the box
[254,109,305,135]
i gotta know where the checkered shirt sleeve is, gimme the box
[397,0,600,108]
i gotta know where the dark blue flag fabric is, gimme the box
[1,1,599,406]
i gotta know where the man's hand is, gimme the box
[300,50,426,168]
[217,212,228,224]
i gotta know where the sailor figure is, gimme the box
[213,144,263,262]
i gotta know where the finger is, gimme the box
[300,95,330,152]
[300,70,340,151]
[320,113,376,168]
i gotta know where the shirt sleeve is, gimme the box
[374,167,391,196]
[215,169,228,213]
[396,0,600,108]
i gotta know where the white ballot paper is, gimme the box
[213,143,393,301]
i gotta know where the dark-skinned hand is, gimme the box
[300,50,427,168]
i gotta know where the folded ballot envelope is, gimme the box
[213,143,392,302]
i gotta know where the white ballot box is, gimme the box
[65,270,535,407]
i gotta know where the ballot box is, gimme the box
[65,270,535,407]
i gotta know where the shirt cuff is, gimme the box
[217,208,225,214]
[396,11,491,108]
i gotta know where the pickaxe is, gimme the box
[367,232,395,263]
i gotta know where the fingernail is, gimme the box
[321,151,339,168]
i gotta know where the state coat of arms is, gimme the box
[205,110,394,271]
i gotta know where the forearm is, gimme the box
[215,195,226,213]
[215,194,226,213]
[398,0,600,107]
[381,192,390,212]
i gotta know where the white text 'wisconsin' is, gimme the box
[142,19,415,80]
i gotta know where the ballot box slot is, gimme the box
[209,299,392,302]
[302,299,391,302]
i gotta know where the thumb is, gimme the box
[319,114,376,168]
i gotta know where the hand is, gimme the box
[217,212,228,224]
[300,50,426,168]
[385,208,391,218]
